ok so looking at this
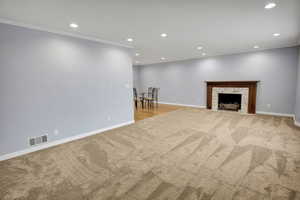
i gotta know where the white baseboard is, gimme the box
[256,111,294,118]
[257,111,300,128]
[158,104,299,127]
[0,120,134,162]
[158,101,206,108]
[293,115,300,127]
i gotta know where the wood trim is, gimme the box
[206,81,259,114]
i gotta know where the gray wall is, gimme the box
[0,23,134,156]
[133,66,141,91]
[295,47,300,122]
[136,47,299,114]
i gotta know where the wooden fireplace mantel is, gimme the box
[206,81,259,114]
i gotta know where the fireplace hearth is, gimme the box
[218,93,241,111]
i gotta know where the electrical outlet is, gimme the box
[267,104,271,109]
[54,129,59,136]
[29,134,48,146]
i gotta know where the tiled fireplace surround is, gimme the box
[206,81,258,114]
[212,87,249,114]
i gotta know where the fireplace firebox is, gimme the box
[218,93,241,111]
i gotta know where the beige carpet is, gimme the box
[1,108,300,200]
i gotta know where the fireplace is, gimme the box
[218,93,241,111]
[206,81,258,114]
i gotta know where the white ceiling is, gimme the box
[0,0,300,65]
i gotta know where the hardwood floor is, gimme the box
[134,103,187,121]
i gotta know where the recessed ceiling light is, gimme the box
[265,2,277,9]
[254,45,260,49]
[273,33,280,37]
[69,23,79,28]
[161,57,166,60]
[127,38,133,42]
[202,53,206,56]
[197,46,203,50]
[135,53,140,56]
[160,33,168,38]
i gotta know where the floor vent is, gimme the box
[29,135,48,146]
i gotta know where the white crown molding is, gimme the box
[158,101,206,108]
[0,120,134,162]
[138,45,299,66]
[0,18,133,49]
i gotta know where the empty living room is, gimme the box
[1,1,300,199]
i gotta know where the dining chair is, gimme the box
[147,87,153,98]
[133,88,138,109]
[145,87,156,109]
[154,88,159,108]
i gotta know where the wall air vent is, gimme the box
[29,135,48,146]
